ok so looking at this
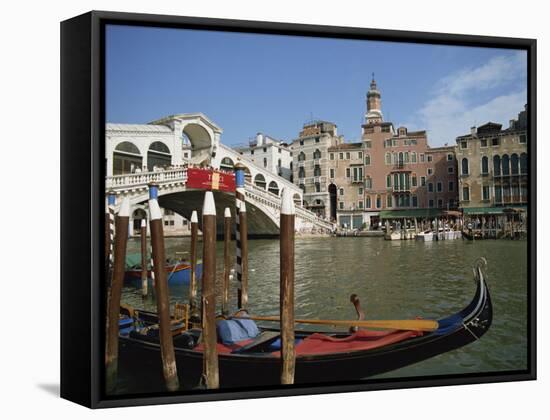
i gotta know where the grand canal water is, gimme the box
[120,235,528,389]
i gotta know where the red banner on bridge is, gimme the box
[186,167,236,192]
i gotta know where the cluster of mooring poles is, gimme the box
[104,164,298,392]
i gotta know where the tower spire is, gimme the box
[365,73,383,124]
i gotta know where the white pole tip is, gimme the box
[191,210,198,223]
[141,219,146,228]
[119,197,131,217]
[148,199,162,221]
[239,200,246,213]
[281,189,295,215]
[203,191,216,216]
[224,207,231,218]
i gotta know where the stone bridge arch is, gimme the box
[149,113,223,166]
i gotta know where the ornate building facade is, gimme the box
[455,106,528,211]
[291,120,344,219]
[325,77,458,229]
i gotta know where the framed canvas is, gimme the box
[60,10,536,408]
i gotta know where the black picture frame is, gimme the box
[60,10,537,408]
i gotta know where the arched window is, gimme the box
[493,155,501,176]
[115,141,140,154]
[315,182,321,192]
[365,154,371,165]
[393,173,399,190]
[385,152,391,165]
[376,195,382,208]
[113,141,142,175]
[387,194,392,208]
[398,152,404,165]
[268,181,280,196]
[314,166,321,176]
[411,152,417,163]
[147,141,171,171]
[502,154,510,176]
[399,173,405,191]
[298,167,305,178]
[511,154,519,175]
[520,153,528,174]
[404,152,409,163]
[481,156,489,174]
[393,153,398,164]
[254,173,267,190]
[461,158,469,175]
[366,196,371,208]
[298,151,306,161]
[386,175,391,188]
[313,149,322,159]
[220,157,234,171]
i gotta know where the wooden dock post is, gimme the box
[201,191,219,389]
[237,201,248,309]
[140,219,148,298]
[105,197,130,393]
[105,192,116,279]
[234,163,249,309]
[280,189,296,385]
[149,185,179,391]
[189,210,198,317]
[222,207,231,316]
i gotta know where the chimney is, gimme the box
[256,132,263,146]
[470,126,476,135]
[509,119,515,129]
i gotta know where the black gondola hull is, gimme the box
[117,266,492,390]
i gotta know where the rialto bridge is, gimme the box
[105,113,334,236]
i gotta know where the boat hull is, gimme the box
[124,263,203,287]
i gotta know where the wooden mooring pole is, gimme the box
[222,207,231,316]
[234,163,249,309]
[149,184,179,391]
[105,192,116,280]
[189,210,199,317]
[201,191,219,389]
[280,189,296,385]
[105,197,130,393]
[140,219,148,298]
[237,201,249,309]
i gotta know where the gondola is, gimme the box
[118,259,492,389]
[123,253,203,287]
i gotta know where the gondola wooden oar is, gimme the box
[240,315,439,332]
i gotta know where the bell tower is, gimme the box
[365,74,383,124]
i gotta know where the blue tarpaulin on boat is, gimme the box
[217,319,260,344]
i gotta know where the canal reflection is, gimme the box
[122,236,528,380]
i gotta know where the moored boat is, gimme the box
[118,258,492,388]
[416,230,434,241]
[124,253,203,287]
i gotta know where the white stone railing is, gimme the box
[245,181,334,231]
[105,168,334,231]
[106,168,188,190]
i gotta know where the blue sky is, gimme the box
[106,25,527,147]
